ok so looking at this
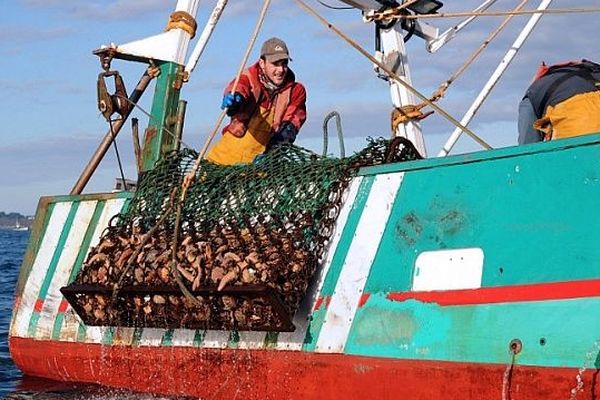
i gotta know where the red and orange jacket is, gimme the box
[206,62,307,165]
[223,61,307,138]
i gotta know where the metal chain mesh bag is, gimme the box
[63,137,421,331]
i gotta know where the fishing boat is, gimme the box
[9,1,600,399]
[13,217,29,232]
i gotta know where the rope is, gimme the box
[391,104,433,131]
[165,11,197,38]
[182,0,273,196]
[294,0,492,150]
[172,0,273,304]
[367,7,600,22]
[393,0,421,13]
[111,188,177,301]
[431,0,529,102]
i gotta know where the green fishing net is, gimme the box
[67,137,421,331]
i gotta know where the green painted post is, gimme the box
[141,61,183,172]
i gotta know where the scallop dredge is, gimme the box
[61,138,421,331]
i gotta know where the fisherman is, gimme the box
[518,59,600,144]
[206,37,307,165]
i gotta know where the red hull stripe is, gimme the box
[58,299,70,313]
[313,295,332,311]
[313,296,325,311]
[386,279,600,306]
[33,299,44,313]
[9,336,592,400]
[358,293,370,308]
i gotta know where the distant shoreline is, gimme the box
[0,212,33,230]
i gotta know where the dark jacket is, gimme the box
[518,60,600,144]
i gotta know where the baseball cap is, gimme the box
[260,37,292,63]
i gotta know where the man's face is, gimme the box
[259,58,289,86]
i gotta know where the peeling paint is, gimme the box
[352,305,417,347]
[395,211,422,246]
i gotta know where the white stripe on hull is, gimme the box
[112,327,136,346]
[36,201,98,339]
[63,198,127,342]
[277,177,364,351]
[315,172,404,353]
[59,308,83,342]
[237,331,267,350]
[11,202,73,338]
[83,326,109,344]
[139,328,167,346]
[202,330,230,349]
[171,329,197,346]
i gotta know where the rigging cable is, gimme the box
[430,0,529,102]
[316,0,353,10]
[294,0,492,150]
[114,93,193,150]
[367,7,600,22]
[108,119,128,191]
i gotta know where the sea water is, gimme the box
[0,230,183,400]
[0,229,26,396]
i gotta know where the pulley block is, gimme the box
[97,70,129,121]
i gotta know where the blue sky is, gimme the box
[1,0,598,214]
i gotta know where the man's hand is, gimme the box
[267,122,297,150]
[221,93,244,116]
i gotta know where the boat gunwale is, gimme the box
[358,131,600,176]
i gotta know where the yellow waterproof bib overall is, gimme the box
[534,91,600,140]
[207,105,276,165]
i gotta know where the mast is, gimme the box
[117,0,201,172]
[71,0,232,194]
[89,0,201,175]
[336,0,442,157]
[378,21,426,156]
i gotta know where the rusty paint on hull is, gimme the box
[9,337,598,400]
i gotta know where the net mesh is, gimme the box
[68,137,421,330]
